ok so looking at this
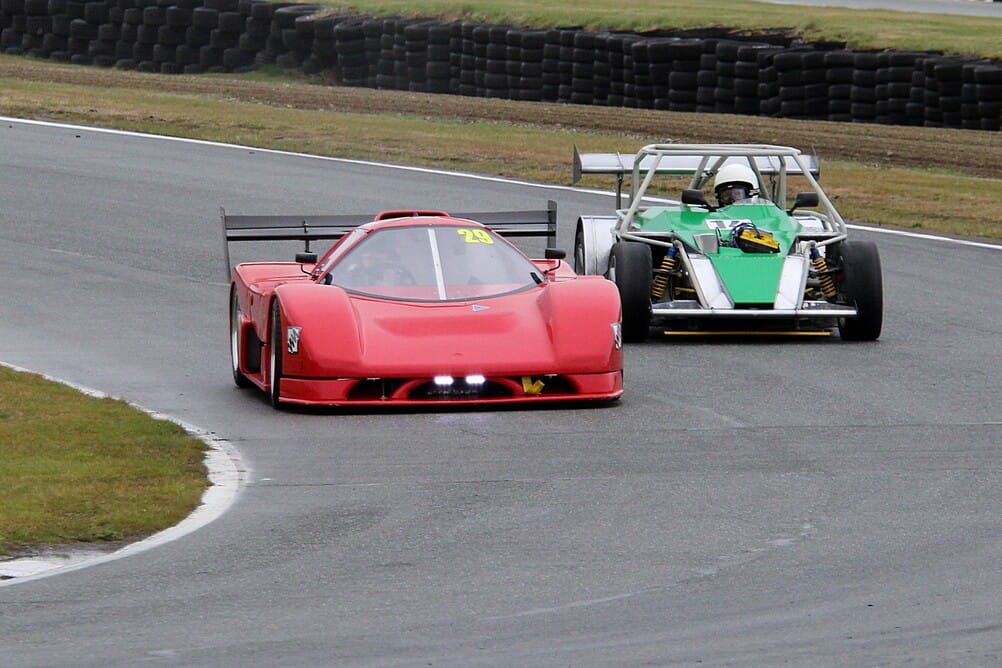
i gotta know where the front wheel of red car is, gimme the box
[268,300,285,408]
[230,287,252,388]
[837,240,883,341]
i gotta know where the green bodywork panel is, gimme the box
[709,250,786,303]
[635,202,803,304]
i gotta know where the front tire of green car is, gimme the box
[837,240,883,341]
[608,241,653,343]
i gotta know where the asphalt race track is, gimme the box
[1,119,1000,666]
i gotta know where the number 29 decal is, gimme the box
[457,228,495,244]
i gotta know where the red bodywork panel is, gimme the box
[229,216,623,407]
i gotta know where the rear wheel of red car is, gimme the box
[268,299,285,408]
[229,286,251,388]
[608,241,652,343]
[837,240,883,341]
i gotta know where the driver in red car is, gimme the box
[341,231,416,287]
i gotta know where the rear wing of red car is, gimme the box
[219,201,557,277]
[452,199,557,247]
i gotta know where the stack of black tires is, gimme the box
[1,1,999,131]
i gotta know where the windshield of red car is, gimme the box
[324,224,541,301]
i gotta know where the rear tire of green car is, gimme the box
[837,240,883,341]
[573,223,588,275]
[608,241,653,343]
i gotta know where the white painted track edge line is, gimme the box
[1,115,577,193]
[843,223,1002,250]
[4,116,999,252]
[0,362,248,587]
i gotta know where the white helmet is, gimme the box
[714,163,759,205]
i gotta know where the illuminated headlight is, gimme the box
[433,375,454,386]
[611,322,623,350]
[465,374,486,385]
[286,326,302,354]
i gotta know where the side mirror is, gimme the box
[295,251,318,264]
[788,192,819,214]
[544,247,567,260]
[682,189,715,211]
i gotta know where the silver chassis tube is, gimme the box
[615,144,850,248]
[619,232,859,319]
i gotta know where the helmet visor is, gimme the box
[716,184,750,205]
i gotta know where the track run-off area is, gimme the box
[1,118,1000,666]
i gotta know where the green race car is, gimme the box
[572,143,883,342]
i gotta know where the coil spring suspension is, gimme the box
[651,246,679,300]
[810,247,838,300]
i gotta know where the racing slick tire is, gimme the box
[229,286,252,388]
[836,240,883,341]
[268,299,286,408]
[573,223,588,275]
[608,241,653,343]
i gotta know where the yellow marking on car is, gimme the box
[522,376,545,394]
[457,228,494,244]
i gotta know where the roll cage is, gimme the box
[573,143,848,250]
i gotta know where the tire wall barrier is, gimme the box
[2,0,1000,131]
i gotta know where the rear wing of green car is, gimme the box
[218,200,557,278]
[573,144,821,207]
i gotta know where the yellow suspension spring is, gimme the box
[811,248,838,300]
[651,246,679,299]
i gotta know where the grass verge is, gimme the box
[0,366,208,558]
[330,0,1002,58]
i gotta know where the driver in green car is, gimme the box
[714,163,761,206]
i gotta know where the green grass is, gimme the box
[0,366,208,557]
[821,162,999,238]
[328,0,1002,58]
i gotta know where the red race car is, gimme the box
[222,202,623,408]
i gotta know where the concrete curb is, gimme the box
[0,362,247,586]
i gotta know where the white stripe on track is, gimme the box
[0,362,247,587]
[4,116,998,252]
